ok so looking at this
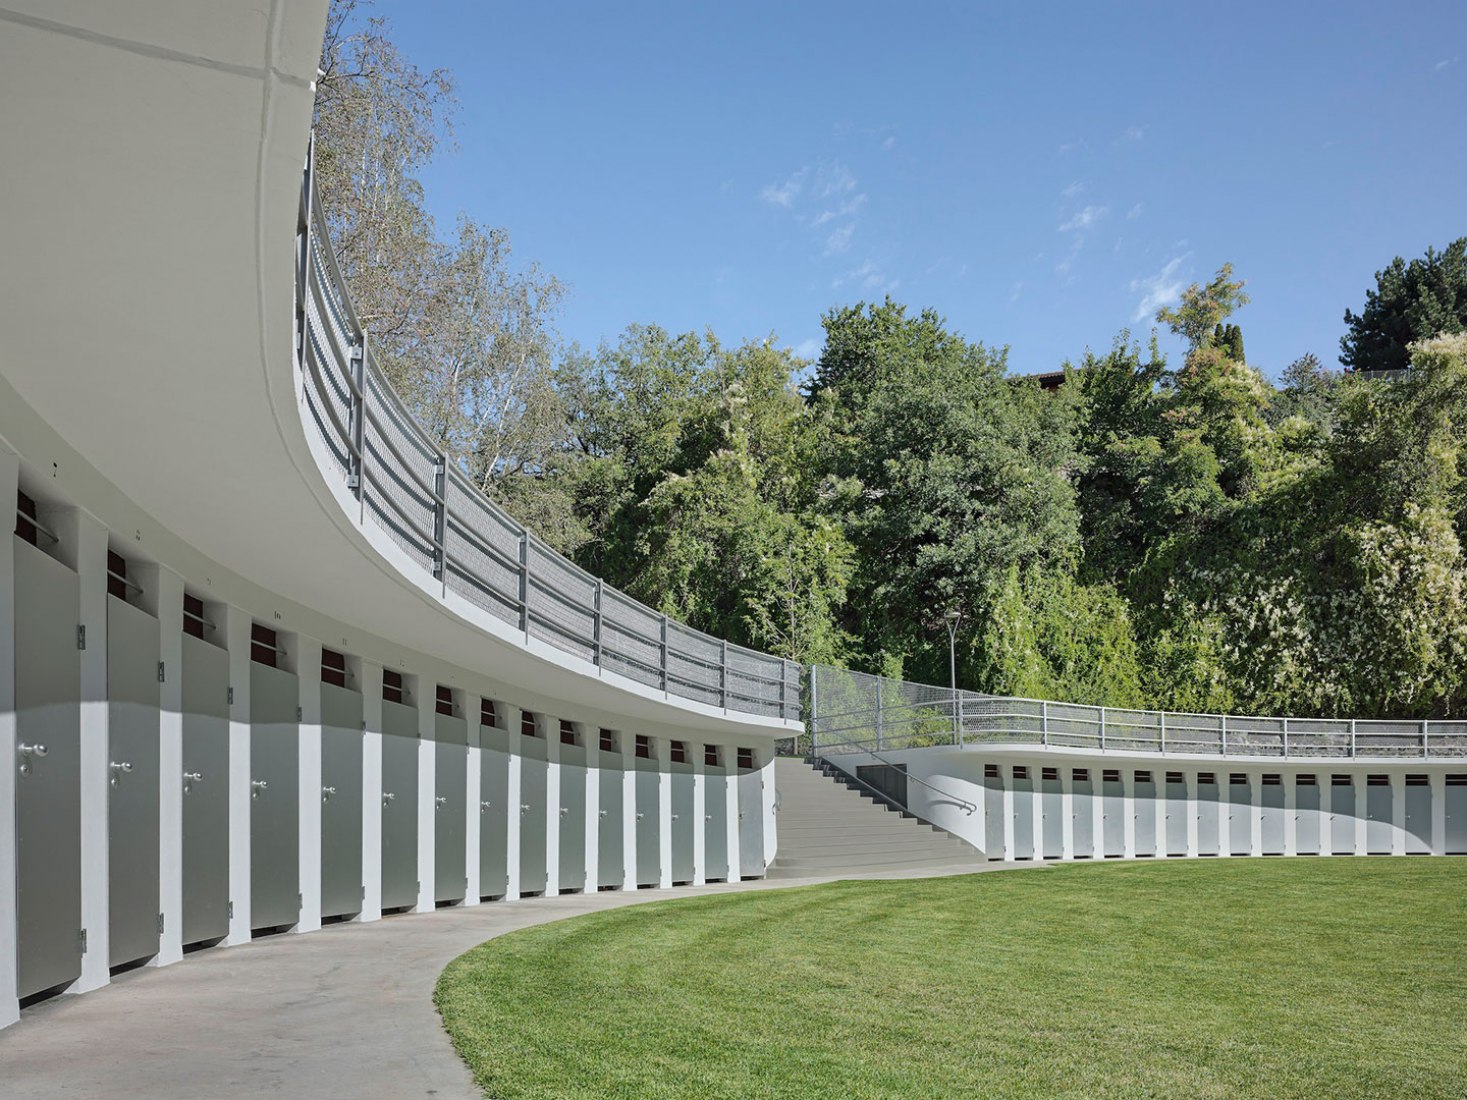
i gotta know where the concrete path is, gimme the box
[0,863,1016,1099]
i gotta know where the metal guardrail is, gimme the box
[293,136,800,721]
[809,665,1467,761]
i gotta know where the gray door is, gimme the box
[1101,775,1124,857]
[1164,777,1188,856]
[671,761,695,881]
[1365,779,1393,854]
[983,771,1005,858]
[636,758,660,885]
[1040,774,1062,859]
[435,713,467,902]
[704,766,728,881]
[250,663,300,930]
[14,539,81,998]
[596,747,624,887]
[1228,777,1252,856]
[1260,779,1285,855]
[1403,779,1431,855]
[557,742,587,894]
[1445,778,1467,854]
[518,736,548,895]
[1294,779,1321,855]
[737,764,764,878]
[181,633,229,944]
[1011,771,1034,859]
[1070,774,1094,858]
[1197,779,1221,856]
[107,595,161,967]
[1133,775,1157,857]
[1330,779,1357,855]
[320,683,363,919]
[380,700,419,910]
[478,725,509,898]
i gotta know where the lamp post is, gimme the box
[945,609,962,745]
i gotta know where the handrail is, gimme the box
[294,137,800,722]
[811,732,977,816]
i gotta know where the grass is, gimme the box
[435,859,1467,1099]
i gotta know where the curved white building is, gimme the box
[0,0,797,1026]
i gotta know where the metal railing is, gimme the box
[293,137,800,721]
[809,665,1467,761]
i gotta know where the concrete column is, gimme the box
[463,693,481,905]
[503,704,522,901]
[1249,774,1262,857]
[1000,767,1014,861]
[1185,772,1199,858]
[294,636,322,934]
[1030,770,1043,860]
[620,732,638,890]
[692,742,707,885]
[761,754,778,872]
[0,450,19,1027]
[70,511,109,993]
[1320,774,1334,856]
[414,683,436,913]
[1391,772,1406,856]
[581,725,598,895]
[656,736,673,888]
[1431,772,1446,856]
[544,717,561,896]
[1059,768,1074,860]
[1283,772,1298,857]
[150,567,184,966]
[1354,777,1368,856]
[723,749,740,883]
[1090,772,1104,860]
[1121,768,1136,859]
[355,661,383,923]
[224,606,253,943]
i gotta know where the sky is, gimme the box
[381,0,1466,379]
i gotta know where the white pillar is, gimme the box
[1354,776,1368,856]
[0,450,20,1027]
[1320,773,1334,856]
[1059,768,1074,860]
[1431,772,1446,856]
[414,685,436,913]
[224,606,253,943]
[619,732,637,890]
[545,718,561,896]
[1284,772,1298,857]
[723,749,740,883]
[463,694,482,905]
[1090,771,1104,860]
[581,725,598,895]
[1030,769,1044,859]
[294,636,322,934]
[656,736,673,888]
[1121,768,1136,859]
[692,743,707,885]
[1000,768,1014,861]
[356,662,383,922]
[503,704,522,901]
[1249,774,1262,857]
[1185,772,1199,858]
[1391,772,1406,856]
[70,511,109,993]
[150,567,184,966]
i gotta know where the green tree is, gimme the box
[1340,238,1467,374]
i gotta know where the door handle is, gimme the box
[382,791,396,803]
[322,785,337,801]
[480,800,492,812]
[436,796,448,807]
[18,742,47,776]
[184,771,203,783]
[109,761,133,787]
[251,779,268,799]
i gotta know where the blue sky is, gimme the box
[385,1,1466,378]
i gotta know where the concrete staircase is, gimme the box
[768,758,987,878]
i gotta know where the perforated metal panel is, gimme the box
[107,595,161,966]
[434,714,467,902]
[1040,774,1062,859]
[671,762,695,881]
[1445,781,1467,854]
[1197,780,1221,856]
[983,771,1005,857]
[1365,781,1393,854]
[1011,771,1034,859]
[556,742,587,893]
[704,768,728,880]
[737,765,763,878]
[1132,774,1157,856]
[1101,775,1124,857]
[181,633,229,944]
[518,736,548,894]
[1330,780,1357,854]
[1403,781,1431,855]
[1164,778,1188,856]
[477,725,510,898]
[1228,777,1252,856]
[596,748,624,887]
[635,759,660,885]
[380,700,419,910]
[250,663,300,929]
[1070,774,1094,858]
[14,539,81,998]
[321,683,363,919]
[1294,780,1321,855]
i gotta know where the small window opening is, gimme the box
[480,698,498,728]
[984,763,1001,779]
[704,744,720,767]
[1446,774,1467,787]
[1198,772,1217,785]
[1367,774,1389,786]
[1331,773,1353,786]
[1230,773,1248,785]
[321,648,348,688]
[436,686,455,717]
[14,490,38,547]
[670,741,688,765]
[1041,766,1059,781]
[736,746,754,770]
[1012,765,1028,780]
[1071,768,1089,781]
[560,720,577,745]
[106,549,131,602]
[1262,774,1282,786]
[382,669,404,705]
[1405,774,1429,787]
[1165,771,1184,784]
[521,711,538,738]
[251,624,281,669]
[1102,769,1121,783]
[636,735,652,760]
[1296,774,1317,786]
[599,728,616,752]
[1134,770,1153,784]
[183,593,208,640]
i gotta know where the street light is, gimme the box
[945,608,962,744]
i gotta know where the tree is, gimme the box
[1156,263,1249,355]
[1340,238,1467,374]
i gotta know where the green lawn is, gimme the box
[435,860,1467,1099]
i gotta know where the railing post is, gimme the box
[807,663,817,757]
[659,613,668,692]
[592,579,603,669]
[1282,716,1289,758]
[778,660,788,721]
[348,338,366,499]
[1099,707,1106,751]
[1041,700,1049,747]
[1159,710,1166,753]
[1221,714,1228,756]
[875,677,884,752]
[431,454,447,579]
[1350,718,1356,758]
[1423,719,1429,759]
[517,533,530,637]
[955,690,964,748]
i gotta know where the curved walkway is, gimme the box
[0,862,1015,1099]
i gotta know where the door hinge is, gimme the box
[227,900,234,919]
[297,892,303,910]
[158,661,166,684]
[77,624,86,651]
[228,686,235,706]
[157,912,165,934]
[297,706,304,722]
[79,928,88,954]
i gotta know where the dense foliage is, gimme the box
[317,4,1467,718]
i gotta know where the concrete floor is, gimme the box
[0,862,1013,1099]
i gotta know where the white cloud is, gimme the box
[1130,255,1190,323]
[1435,56,1459,71]
[1061,180,1085,199]
[1008,280,1023,305]
[760,171,804,208]
[824,224,855,255]
[1117,124,1146,143]
[811,193,867,227]
[833,259,898,294]
[881,135,895,151]
[1126,203,1144,220]
[794,337,822,359]
[1058,205,1108,233]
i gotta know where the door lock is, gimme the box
[17,742,47,776]
[183,771,203,793]
[110,761,134,786]
[322,785,337,801]
[251,779,268,799]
